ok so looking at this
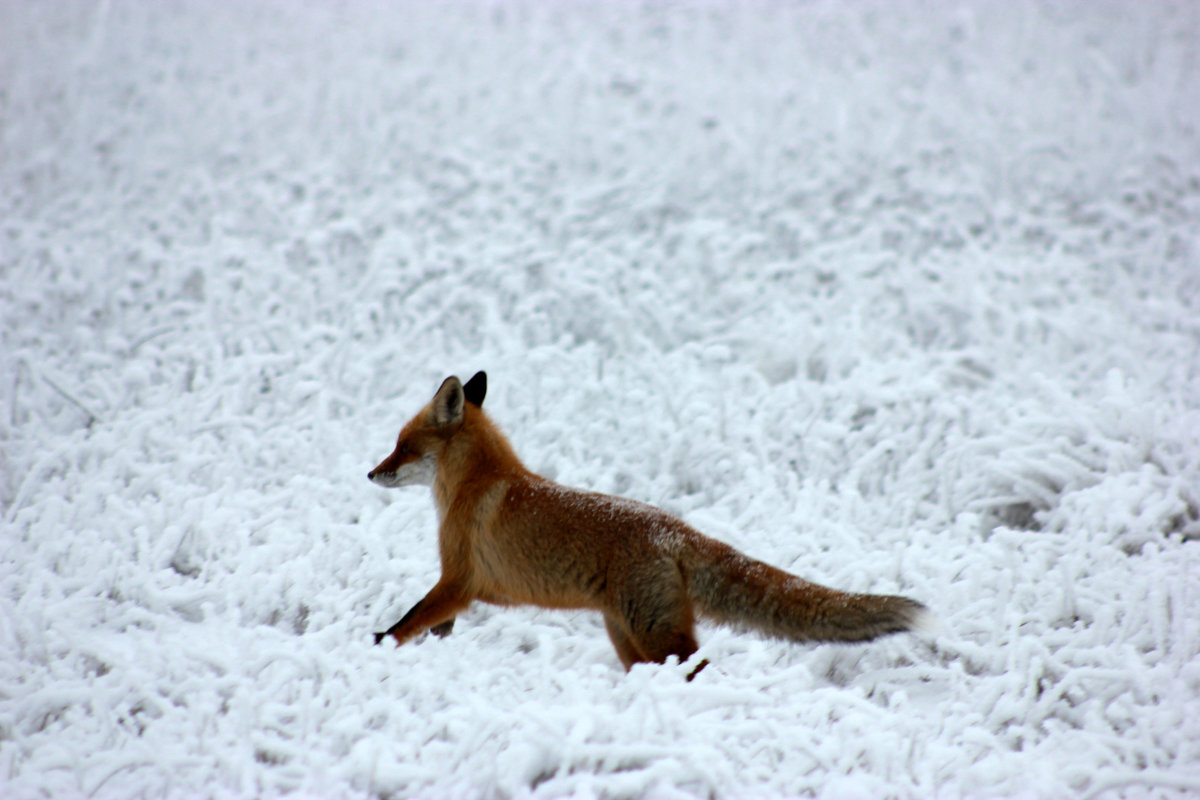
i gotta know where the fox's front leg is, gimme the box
[428,619,455,637]
[374,580,469,646]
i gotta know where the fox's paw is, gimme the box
[685,658,710,682]
[430,619,455,638]
[372,631,391,646]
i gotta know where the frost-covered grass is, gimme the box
[3,1,1200,798]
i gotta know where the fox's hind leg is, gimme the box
[603,613,647,670]
[609,561,701,671]
[630,615,699,667]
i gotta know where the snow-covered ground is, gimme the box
[3,1,1199,797]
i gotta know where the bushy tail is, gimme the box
[683,537,927,643]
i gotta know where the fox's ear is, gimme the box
[432,375,465,427]
[463,371,487,406]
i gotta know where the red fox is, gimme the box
[369,372,928,676]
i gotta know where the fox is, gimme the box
[368,371,928,676]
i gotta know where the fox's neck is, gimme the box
[433,408,526,518]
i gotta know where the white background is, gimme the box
[3,1,1199,797]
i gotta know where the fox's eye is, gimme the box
[399,443,410,456]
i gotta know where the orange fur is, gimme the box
[369,372,927,673]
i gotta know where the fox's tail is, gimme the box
[682,537,928,643]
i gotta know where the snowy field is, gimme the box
[3,1,1200,797]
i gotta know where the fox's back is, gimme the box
[504,475,691,552]
[467,474,691,607]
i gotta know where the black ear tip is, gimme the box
[463,371,487,406]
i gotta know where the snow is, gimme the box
[2,0,1199,797]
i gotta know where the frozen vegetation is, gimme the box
[2,1,1199,797]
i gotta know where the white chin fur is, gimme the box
[372,455,436,488]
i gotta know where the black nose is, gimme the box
[367,470,375,480]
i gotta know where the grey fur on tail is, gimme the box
[685,541,929,644]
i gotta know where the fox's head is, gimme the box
[367,371,487,488]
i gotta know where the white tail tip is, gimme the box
[910,607,944,637]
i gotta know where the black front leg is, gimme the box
[374,596,424,645]
[373,593,457,645]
